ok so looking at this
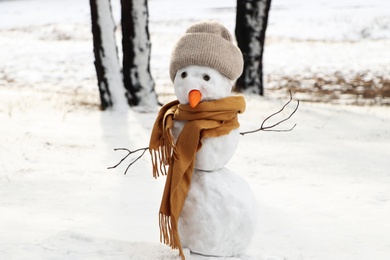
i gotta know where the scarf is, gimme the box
[149,96,246,259]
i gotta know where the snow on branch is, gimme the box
[240,91,299,136]
[107,147,149,175]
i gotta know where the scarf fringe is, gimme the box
[151,129,178,179]
[159,213,185,260]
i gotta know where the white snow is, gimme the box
[1,0,390,259]
[179,168,257,257]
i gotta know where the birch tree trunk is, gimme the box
[90,0,127,111]
[235,0,272,95]
[121,0,157,107]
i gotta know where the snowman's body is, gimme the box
[172,120,239,171]
[172,65,257,257]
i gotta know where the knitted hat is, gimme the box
[169,21,243,82]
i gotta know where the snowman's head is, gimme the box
[169,21,243,107]
[173,65,233,107]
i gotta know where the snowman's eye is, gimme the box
[181,71,187,78]
[203,74,210,81]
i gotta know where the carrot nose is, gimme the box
[188,89,202,108]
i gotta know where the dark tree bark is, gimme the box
[235,0,272,96]
[121,0,156,107]
[90,0,127,111]
[90,0,112,110]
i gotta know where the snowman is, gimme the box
[149,21,257,259]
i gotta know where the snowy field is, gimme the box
[1,0,390,259]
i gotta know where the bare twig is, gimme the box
[108,92,298,173]
[240,91,299,136]
[107,147,149,175]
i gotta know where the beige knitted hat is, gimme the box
[169,21,243,82]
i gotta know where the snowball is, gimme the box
[179,168,257,257]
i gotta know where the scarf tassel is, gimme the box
[159,213,185,260]
[151,128,179,179]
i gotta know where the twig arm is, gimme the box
[240,91,299,136]
[107,147,149,174]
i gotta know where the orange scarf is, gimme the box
[149,96,246,259]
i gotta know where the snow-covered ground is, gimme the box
[1,0,390,259]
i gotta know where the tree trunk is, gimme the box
[90,0,127,111]
[121,0,157,107]
[235,0,272,95]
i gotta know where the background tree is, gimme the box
[90,0,156,110]
[121,0,157,107]
[90,0,128,110]
[235,0,272,96]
